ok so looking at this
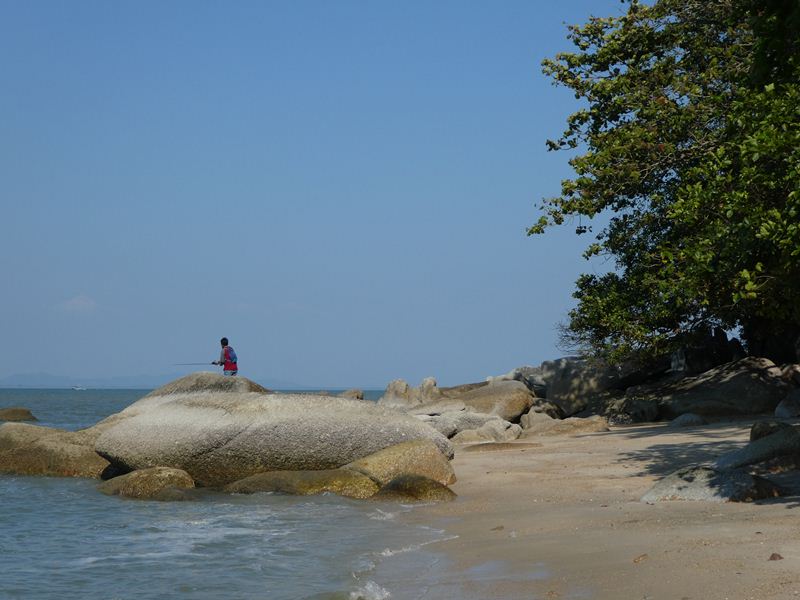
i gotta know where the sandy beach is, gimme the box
[404,421,800,600]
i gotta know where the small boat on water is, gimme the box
[71,386,87,391]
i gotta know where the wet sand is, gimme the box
[407,421,800,599]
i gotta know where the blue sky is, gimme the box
[1,0,625,388]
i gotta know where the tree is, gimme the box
[532,0,800,365]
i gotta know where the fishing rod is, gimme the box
[173,362,214,366]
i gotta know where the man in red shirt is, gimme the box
[212,337,238,376]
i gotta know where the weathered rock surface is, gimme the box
[0,407,37,422]
[539,357,618,417]
[641,466,782,502]
[224,469,379,499]
[97,467,195,501]
[417,411,504,439]
[629,358,788,419]
[372,475,457,503]
[669,413,709,427]
[520,415,610,437]
[450,419,522,443]
[338,389,365,400]
[95,391,453,487]
[519,410,555,429]
[775,390,800,418]
[0,422,111,478]
[455,380,534,422]
[148,372,270,396]
[343,439,455,486]
[715,426,800,471]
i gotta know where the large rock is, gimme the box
[343,439,455,486]
[519,415,610,437]
[454,380,534,422]
[224,469,379,499]
[377,377,442,408]
[97,467,195,501]
[669,413,708,427]
[539,357,618,417]
[775,390,800,418]
[715,426,800,471]
[641,466,782,502]
[372,475,456,503]
[145,371,270,396]
[629,358,789,419]
[450,419,521,443]
[0,423,111,478]
[0,407,37,422]
[95,391,453,487]
[417,410,505,439]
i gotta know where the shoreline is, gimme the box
[399,421,800,599]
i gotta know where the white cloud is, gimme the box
[58,294,98,313]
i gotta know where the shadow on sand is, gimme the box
[591,420,800,508]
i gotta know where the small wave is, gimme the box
[367,509,395,521]
[378,534,459,557]
[349,581,391,600]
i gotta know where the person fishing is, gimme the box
[212,337,238,376]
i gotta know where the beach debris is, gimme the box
[768,553,784,561]
[633,553,649,563]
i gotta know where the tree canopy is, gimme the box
[532,0,800,365]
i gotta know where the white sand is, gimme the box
[404,421,800,599]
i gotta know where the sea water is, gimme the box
[0,389,456,600]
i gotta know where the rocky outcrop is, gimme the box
[146,372,270,396]
[539,358,618,417]
[0,407,37,422]
[95,391,453,487]
[343,439,455,486]
[715,426,800,471]
[224,469,379,499]
[372,475,457,503]
[641,466,782,502]
[454,380,534,422]
[97,467,195,501]
[339,389,365,400]
[629,358,788,419]
[0,422,111,478]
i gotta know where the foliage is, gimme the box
[532,0,800,364]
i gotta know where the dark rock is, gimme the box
[0,407,37,422]
[715,426,800,471]
[750,421,794,442]
[641,466,782,502]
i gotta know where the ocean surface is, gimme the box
[0,388,458,600]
